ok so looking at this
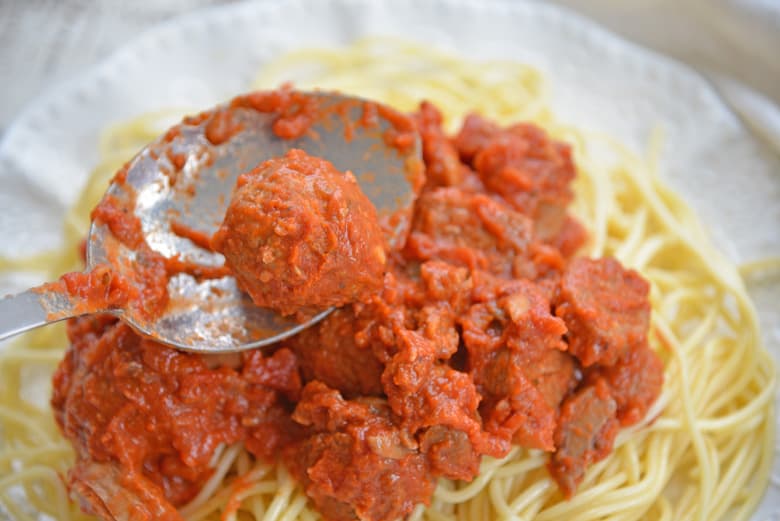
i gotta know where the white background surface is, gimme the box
[0,0,778,518]
[2,0,780,149]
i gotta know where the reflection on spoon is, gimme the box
[0,88,423,353]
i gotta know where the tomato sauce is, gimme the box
[52,99,663,521]
[169,220,216,251]
[91,191,145,250]
[34,265,138,319]
[204,108,244,145]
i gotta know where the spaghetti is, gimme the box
[0,37,774,521]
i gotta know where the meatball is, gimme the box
[212,149,387,318]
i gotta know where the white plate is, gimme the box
[0,0,778,517]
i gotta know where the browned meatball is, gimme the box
[212,149,387,319]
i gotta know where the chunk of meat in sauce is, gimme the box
[406,187,534,278]
[212,148,386,319]
[286,307,384,397]
[474,349,557,451]
[555,257,651,367]
[382,330,479,436]
[455,114,577,243]
[69,460,182,521]
[549,379,619,498]
[288,382,435,521]
[51,316,301,516]
[588,343,664,426]
[354,260,470,365]
[461,276,572,450]
[466,272,567,353]
[522,347,578,411]
[381,327,498,473]
[418,424,481,481]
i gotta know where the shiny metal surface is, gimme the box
[1,91,420,352]
[0,289,68,341]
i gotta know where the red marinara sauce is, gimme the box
[52,99,664,521]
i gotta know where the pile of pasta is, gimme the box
[0,37,774,521]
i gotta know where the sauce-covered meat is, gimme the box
[555,257,651,367]
[212,149,386,318]
[590,344,664,426]
[548,379,619,497]
[53,101,664,521]
[287,308,385,397]
[287,382,436,521]
[406,187,535,277]
[52,316,301,520]
[454,114,577,243]
[462,275,571,452]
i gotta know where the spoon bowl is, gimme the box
[0,90,422,352]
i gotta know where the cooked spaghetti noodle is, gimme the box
[0,37,774,521]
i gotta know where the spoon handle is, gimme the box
[0,287,95,343]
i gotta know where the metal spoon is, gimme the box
[0,91,421,352]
